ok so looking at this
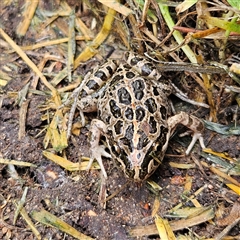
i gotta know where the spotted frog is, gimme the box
[75,52,205,181]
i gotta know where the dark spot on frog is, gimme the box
[160,105,167,119]
[94,70,108,80]
[135,106,145,121]
[156,126,168,150]
[137,130,149,150]
[120,124,134,152]
[80,89,88,98]
[126,71,135,79]
[125,124,134,140]
[144,98,157,113]
[141,63,155,76]
[130,56,143,66]
[117,87,131,105]
[110,74,124,86]
[104,115,111,124]
[114,120,123,135]
[109,100,121,118]
[113,147,132,175]
[197,122,204,131]
[135,91,144,100]
[152,86,160,96]
[149,116,157,133]
[132,79,145,100]
[86,79,100,91]
[106,64,115,75]
[125,107,133,120]
[132,79,145,90]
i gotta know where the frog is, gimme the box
[72,51,206,182]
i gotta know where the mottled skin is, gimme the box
[76,52,205,181]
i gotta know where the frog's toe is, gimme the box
[87,145,111,178]
[185,132,205,155]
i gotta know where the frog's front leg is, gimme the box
[164,112,206,155]
[86,119,111,178]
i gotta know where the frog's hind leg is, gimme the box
[86,119,111,178]
[166,111,206,155]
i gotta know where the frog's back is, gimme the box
[97,67,171,180]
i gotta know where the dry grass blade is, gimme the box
[0,28,59,100]
[169,185,207,213]
[141,0,151,24]
[42,150,100,171]
[201,161,240,187]
[203,148,237,162]
[67,10,76,83]
[13,187,28,225]
[226,184,240,195]
[31,209,94,240]
[18,99,30,140]
[201,152,240,176]
[176,0,197,14]
[19,207,41,240]
[49,4,117,89]
[0,158,37,167]
[216,217,240,240]
[7,36,92,53]
[98,0,133,16]
[155,215,176,240]
[167,206,212,218]
[129,207,214,237]
[0,68,11,86]
[74,6,117,67]
[43,109,68,152]
[16,0,39,36]
[169,162,196,169]
[230,63,240,74]
[201,16,240,33]
[197,55,217,121]
[151,197,161,217]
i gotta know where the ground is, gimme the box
[0,1,240,240]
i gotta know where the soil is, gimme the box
[0,1,240,239]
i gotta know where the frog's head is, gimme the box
[110,121,169,181]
